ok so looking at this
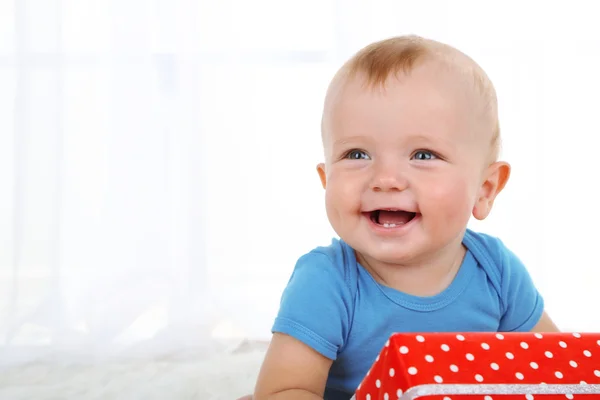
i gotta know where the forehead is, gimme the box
[323,63,484,149]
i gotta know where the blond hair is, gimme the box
[322,35,501,160]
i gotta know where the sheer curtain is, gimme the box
[1,0,599,366]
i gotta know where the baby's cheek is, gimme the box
[324,177,353,221]
[328,173,360,205]
[425,179,473,216]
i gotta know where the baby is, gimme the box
[251,35,559,400]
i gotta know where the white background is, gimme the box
[1,0,599,364]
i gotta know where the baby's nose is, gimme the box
[370,163,408,192]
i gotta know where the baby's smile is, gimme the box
[366,209,416,226]
[362,209,421,233]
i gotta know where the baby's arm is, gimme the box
[531,311,560,332]
[493,238,559,333]
[252,250,353,400]
[253,333,333,400]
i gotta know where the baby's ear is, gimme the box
[316,163,327,189]
[472,161,511,220]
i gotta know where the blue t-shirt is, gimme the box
[271,229,544,400]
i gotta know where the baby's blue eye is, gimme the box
[346,150,370,160]
[413,150,436,161]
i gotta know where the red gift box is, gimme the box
[354,332,600,399]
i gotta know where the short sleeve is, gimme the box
[497,242,544,332]
[272,251,354,360]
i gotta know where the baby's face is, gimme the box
[318,63,496,266]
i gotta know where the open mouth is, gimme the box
[367,209,417,228]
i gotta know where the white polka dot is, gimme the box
[594,370,600,377]
[434,375,443,383]
[516,372,524,380]
[566,394,574,399]
[475,374,484,382]
[559,341,567,348]
[366,394,371,400]
[466,353,475,361]
[441,344,450,352]
[490,363,499,370]
[534,333,544,339]
[496,333,504,340]
[456,334,465,341]
[530,362,539,369]
[443,397,451,400]
[481,342,490,350]
[584,350,592,357]
[376,379,381,388]
[389,368,395,377]
[573,332,581,338]
[425,355,434,363]
[545,351,553,358]
[597,339,600,346]
[485,396,493,400]
[520,342,529,349]
[526,395,534,400]
[416,335,425,342]
[385,340,389,347]
[397,389,403,397]
[383,393,389,400]
[450,364,459,372]
[376,354,380,362]
[408,367,418,375]
[555,371,563,379]
[506,352,514,360]
[581,381,588,385]
[570,361,578,368]
[400,346,409,354]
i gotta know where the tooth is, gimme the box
[383,223,397,228]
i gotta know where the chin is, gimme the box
[351,241,420,265]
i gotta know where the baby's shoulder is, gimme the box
[292,238,358,287]
[301,238,349,263]
[464,228,530,288]
[464,229,515,269]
